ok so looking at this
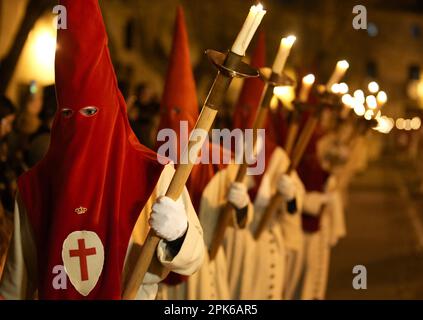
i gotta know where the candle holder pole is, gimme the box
[208,69,293,260]
[254,91,340,240]
[122,49,258,300]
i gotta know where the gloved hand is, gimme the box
[149,196,188,242]
[331,144,349,163]
[228,182,250,210]
[322,143,350,170]
[303,192,329,216]
[277,174,296,201]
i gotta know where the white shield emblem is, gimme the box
[62,230,104,296]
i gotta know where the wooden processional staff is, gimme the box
[122,4,266,299]
[254,91,340,239]
[285,74,316,157]
[253,61,348,239]
[208,68,294,260]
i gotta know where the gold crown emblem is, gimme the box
[74,207,88,215]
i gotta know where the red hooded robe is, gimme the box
[17,0,164,299]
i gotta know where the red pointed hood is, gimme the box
[17,0,165,299]
[157,6,198,156]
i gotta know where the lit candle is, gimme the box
[368,81,379,93]
[364,109,374,120]
[353,103,365,116]
[338,82,349,94]
[376,90,387,107]
[354,89,365,104]
[341,94,354,107]
[298,74,315,102]
[411,117,421,130]
[330,83,340,94]
[396,118,405,130]
[274,85,295,108]
[326,60,349,90]
[231,4,267,56]
[404,119,411,131]
[366,95,377,109]
[272,35,296,73]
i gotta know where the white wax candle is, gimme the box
[272,35,296,73]
[231,4,266,56]
[298,74,315,102]
[326,60,349,90]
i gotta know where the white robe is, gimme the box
[282,175,305,300]
[0,164,205,300]
[297,176,346,300]
[159,163,253,300]
[225,147,304,300]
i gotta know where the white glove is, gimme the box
[277,174,296,201]
[228,182,250,210]
[322,144,350,170]
[149,196,188,242]
[303,192,328,216]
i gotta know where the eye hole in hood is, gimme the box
[61,108,74,118]
[80,106,98,117]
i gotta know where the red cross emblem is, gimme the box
[69,238,97,281]
[62,231,104,296]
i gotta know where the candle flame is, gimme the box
[353,103,366,116]
[394,117,422,131]
[368,81,379,93]
[337,60,349,70]
[282,35,297,47]
[396,118,405,130]
[404,119,412,131]
[366,95,377,109]
[338,82,349,94]
[377,91,387,105]
[374,115,394,134]
[303,74,315,85]
[411,117,421,130]
[354,89,364,97]
[354,89,365,104]
[251,3,265,13]
[342,94,353,107]
[331,83,340,94]
[274,85,295,108]
[364,109,374,120]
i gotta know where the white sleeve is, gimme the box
[0,199,35,299]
